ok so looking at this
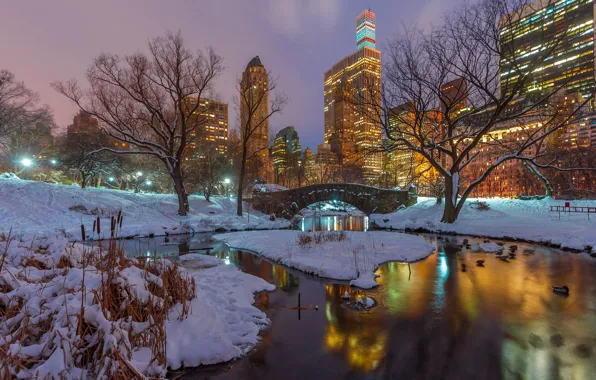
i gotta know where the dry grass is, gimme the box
[297,231,349,246]
[0,219,197,378]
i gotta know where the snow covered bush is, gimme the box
[296,231,348,247]
[470,200,491,211]
[0,232,196,378]
[0,173,19,180]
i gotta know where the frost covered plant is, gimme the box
[470,201,491,211]
[0,232,196,378]
[296,231,348,247]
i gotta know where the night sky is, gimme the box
[1,0,464,150]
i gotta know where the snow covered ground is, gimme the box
[0,234,274,377]
[166,255,274,369]
[0,178,289,239]
[213,230,435,289]
[371,197,596,251]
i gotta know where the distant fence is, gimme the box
[550,205,596,220]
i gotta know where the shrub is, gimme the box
[296,231,348,246]
[470,200,490,211]
[297,232,313,246]
[0,223,196,378]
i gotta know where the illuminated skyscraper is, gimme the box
[240,56,270,183]
[499,0,595,99]
[356,9,376,50]
[324,9,382,185]
[272,126,301,185]
[186,98,228,157]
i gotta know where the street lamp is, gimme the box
[50,159,57,165]
[108,177,115,182]
[136,171,143,177]
[145,180,152,186]
[224,178,231,184]
[21,158,32,180]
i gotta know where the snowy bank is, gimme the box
[213,231,435,289]
[0,178,289,239]
[371,197,596,251]
[0,234,274,378]
[168,255,274,368]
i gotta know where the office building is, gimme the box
[324,9,383,184]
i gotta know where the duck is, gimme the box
[462,239,469,245]
[341,291,350,300]
[465,244,472,249]
[509,245,518,251]
[476,260,485,267]
[461,263,467,272]
[498,256,510,263]
[552,286,569,295]
[509,253,517,259]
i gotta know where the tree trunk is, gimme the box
[237,148,248,216]
[171,164,189,216]
[440,175,461,223]
[81,172,87,189]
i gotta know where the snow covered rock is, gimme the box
[0,172,19,180]
[479,242,504,253]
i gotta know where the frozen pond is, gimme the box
[118,216,596,379]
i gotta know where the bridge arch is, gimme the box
[251,183,417,220]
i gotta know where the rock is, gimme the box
[529,333,545,349]
[575,344,592,358]
[550,334,565,347]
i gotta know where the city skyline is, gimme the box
[0,0,466,151]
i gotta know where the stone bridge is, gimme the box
[251,183,417,220]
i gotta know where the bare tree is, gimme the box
[190,142,228,201]
[236,74,287,216]
[0,70,50,141]
[58,132,117,188]
[0,116,55,173]
[53,31,224,216]
[362,0,593,223]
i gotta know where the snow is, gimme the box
[0,234,275,378]
[479,242,504,253]
[253,183,288,192]
[0,178,290,239]
[167,255,275,369]
[213,231,435,289]
[451,173,459,206]
[0,172,20,180]
[371,197,596,251]
[356,297,375,308]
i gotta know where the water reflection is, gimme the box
[117,228,596,379]
[299,214,369,232]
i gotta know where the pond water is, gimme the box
[120,216,596,379]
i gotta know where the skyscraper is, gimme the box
[240,56,270,182]
[324,9,382,185]
[499,0,595,99]
[272,126,302,185]
[186,98,228,157]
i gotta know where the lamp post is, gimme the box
[21,158,32,180]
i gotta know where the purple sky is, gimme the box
[1,0,462,150]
